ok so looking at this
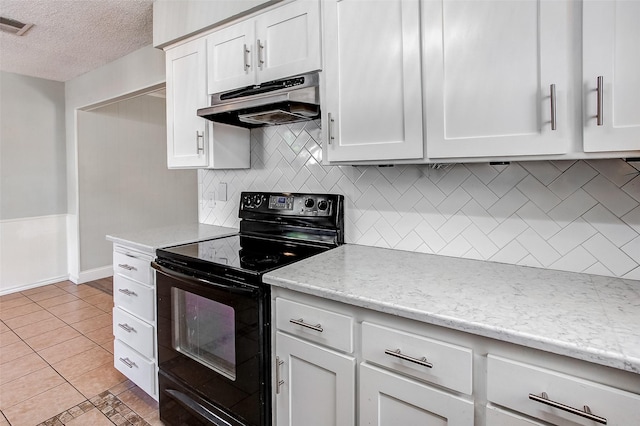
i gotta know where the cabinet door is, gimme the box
[165,38,209,168]
[275,332,355,426]
[486,405,545,426]
[424,0,570,159]
[359,363,474,425]
[583,0,640,152]
[206,20,256,94]
[256,0,322,83]
[322,0,423,163]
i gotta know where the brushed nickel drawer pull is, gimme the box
[384,348,433,369]
[118,288,137,297]
[119,357,137,369]
[117,263,137,271]
[529,392,607,424]
[289,318,323,333]
[118,323,135,333]
[275,356,284,394]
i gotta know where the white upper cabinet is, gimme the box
[424,0,571,159]
[165,38,250,169]
[322,0,424,163]
[207,0,321,94]
[257,0,322,83]
[583,0,640,153]
[166,38,209,168]
[205,20,256,95]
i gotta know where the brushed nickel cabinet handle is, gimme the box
[289,318,323,333]
[119,357,137,369]
[258,39,265,69]
[244,44,251,71]
[550,84,557,131]
[275,356,284,394]
[196,130,205,154]
[117,323,135,333]
[529,392,607,424]
[596,76,604,126]
[384,348,433,369]
[328,113,335,145]
[117,288,137,297]
[117,263,137,271]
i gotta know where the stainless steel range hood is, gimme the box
[197,73,320,128]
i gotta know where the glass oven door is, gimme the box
[153,261,270,426]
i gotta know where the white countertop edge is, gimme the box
[263,275,639,374]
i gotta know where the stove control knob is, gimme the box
[243,195,252,207]
[253,195,263,207]
[317,200,328,211]
[304,198,315,208]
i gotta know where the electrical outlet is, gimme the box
[217,183,227,201]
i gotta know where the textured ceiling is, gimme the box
[0,0,153,82]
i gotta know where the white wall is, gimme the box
[78,94,197,272]
[200,121,640,280]
[0,72,68,294]
[65,45,166,282]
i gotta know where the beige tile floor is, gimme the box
[0,279,163,426]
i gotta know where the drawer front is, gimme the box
[276,297,353,353]
[487,355,640,426]
[114,339,157,399]
[113,274,155,322]
[361,321,472,395]
[113,249,152,285]
[113,307,155,359]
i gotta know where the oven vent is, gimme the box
[0,16,34,36]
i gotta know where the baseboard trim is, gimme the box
[75,266,113,284]
[0,275,70,296]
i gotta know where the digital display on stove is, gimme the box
[269,195,293,210]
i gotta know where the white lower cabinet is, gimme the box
[273,288,640,425]
[272,290,474,425]
[275,332,356,426]
[485,405,545,426]
[111,244,158,400]
[487,355,640,426]
[360,363,474,425]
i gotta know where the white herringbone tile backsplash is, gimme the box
[199,120,640,280]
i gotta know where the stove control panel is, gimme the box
[240,192,339,217]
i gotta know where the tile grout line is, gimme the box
[0,280,160,426]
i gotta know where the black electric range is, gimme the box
[153,192,344,426]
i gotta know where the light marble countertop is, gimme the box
[264,244,640,375]
[106,223,237,255]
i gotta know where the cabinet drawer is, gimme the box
[113,248,152,285]
[487,355,640,426]
[114,339,157,399]
[276,297,353,353]
[361,321,472,395]
[113,307,155,359]
[113,274,155,322]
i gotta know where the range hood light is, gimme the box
[0,16,34,36]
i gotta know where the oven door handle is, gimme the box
[151,261,259,296]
